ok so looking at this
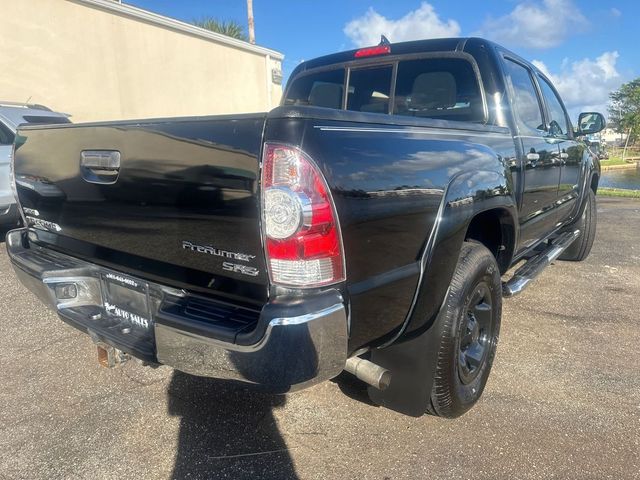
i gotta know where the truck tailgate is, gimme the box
[13,115,268,304]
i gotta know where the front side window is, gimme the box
[393,58,484,122]
[346,66,393,114]
[503,59,545,133]
[537,75,570,137]
[284,69,345,109]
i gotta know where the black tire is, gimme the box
[559,189,597,262]
[427,241,502,418]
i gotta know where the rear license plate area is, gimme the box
[101,272,151,333]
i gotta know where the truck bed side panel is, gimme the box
[293,117,517,350]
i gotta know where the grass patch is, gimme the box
[600,156,628,167]
[598,188,640,198]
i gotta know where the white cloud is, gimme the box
[344,2,460,47]
[532,51,621,118]
[610,7,621,17]
[478,0,588,49]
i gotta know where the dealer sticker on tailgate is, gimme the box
[101,272,151,329]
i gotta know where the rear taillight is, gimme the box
[261,143,345,287]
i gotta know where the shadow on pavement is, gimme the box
[332,371,377,406]
[167,371,299,480]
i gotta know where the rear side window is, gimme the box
[346,65,393,114]
[503,59,545,133]
[393,58,484,122]
[284,69,345,109]
[0,122,14,145]
[537,75,570,137]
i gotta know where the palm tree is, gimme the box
[192,17,248,41]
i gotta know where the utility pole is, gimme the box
[247,0,255,44]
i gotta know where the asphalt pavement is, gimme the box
[0,196,638,479]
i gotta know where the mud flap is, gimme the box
[367,315,444,417]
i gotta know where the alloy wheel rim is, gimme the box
[458,282,493,385]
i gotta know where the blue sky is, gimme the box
[127,0,638,116]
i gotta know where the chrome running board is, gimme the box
[503,229,580,297]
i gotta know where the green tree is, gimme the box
[192,17,248,41]
[609,78,640,143]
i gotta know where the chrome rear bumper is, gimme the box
[6,228,348,391]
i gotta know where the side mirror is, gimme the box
[577,112,606,136]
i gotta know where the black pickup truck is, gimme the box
[7,37,604,417]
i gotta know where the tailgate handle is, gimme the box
[80,150,121,184]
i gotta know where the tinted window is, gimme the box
[393,58,484,122]
[503,59,544,133]
[21,115,70,125]
[284,69,344,109]
[347,66,393,114]
[0,122,14,145]
[537,75,570,136]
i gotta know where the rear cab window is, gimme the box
[393,58,484,122]
[283,69,345,109]
[347,65,393,113]
[284,54,486,123]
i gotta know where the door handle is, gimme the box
[80,150,121,184]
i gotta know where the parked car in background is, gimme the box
[7,38,604,418]
[0,102,70,226]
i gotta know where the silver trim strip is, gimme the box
[314,125,510,138]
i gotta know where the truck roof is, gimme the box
[290,37,523,77]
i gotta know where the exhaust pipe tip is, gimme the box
[345,356,391,390]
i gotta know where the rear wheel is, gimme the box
[559,189,597,262]
[427,241,502,418]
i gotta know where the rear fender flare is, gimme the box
[389,169,517,344]
[368,168,516,415]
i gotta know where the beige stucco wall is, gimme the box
[0,0,283,122]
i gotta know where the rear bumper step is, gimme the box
[6,228,348,391]
[503,229,580,297]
